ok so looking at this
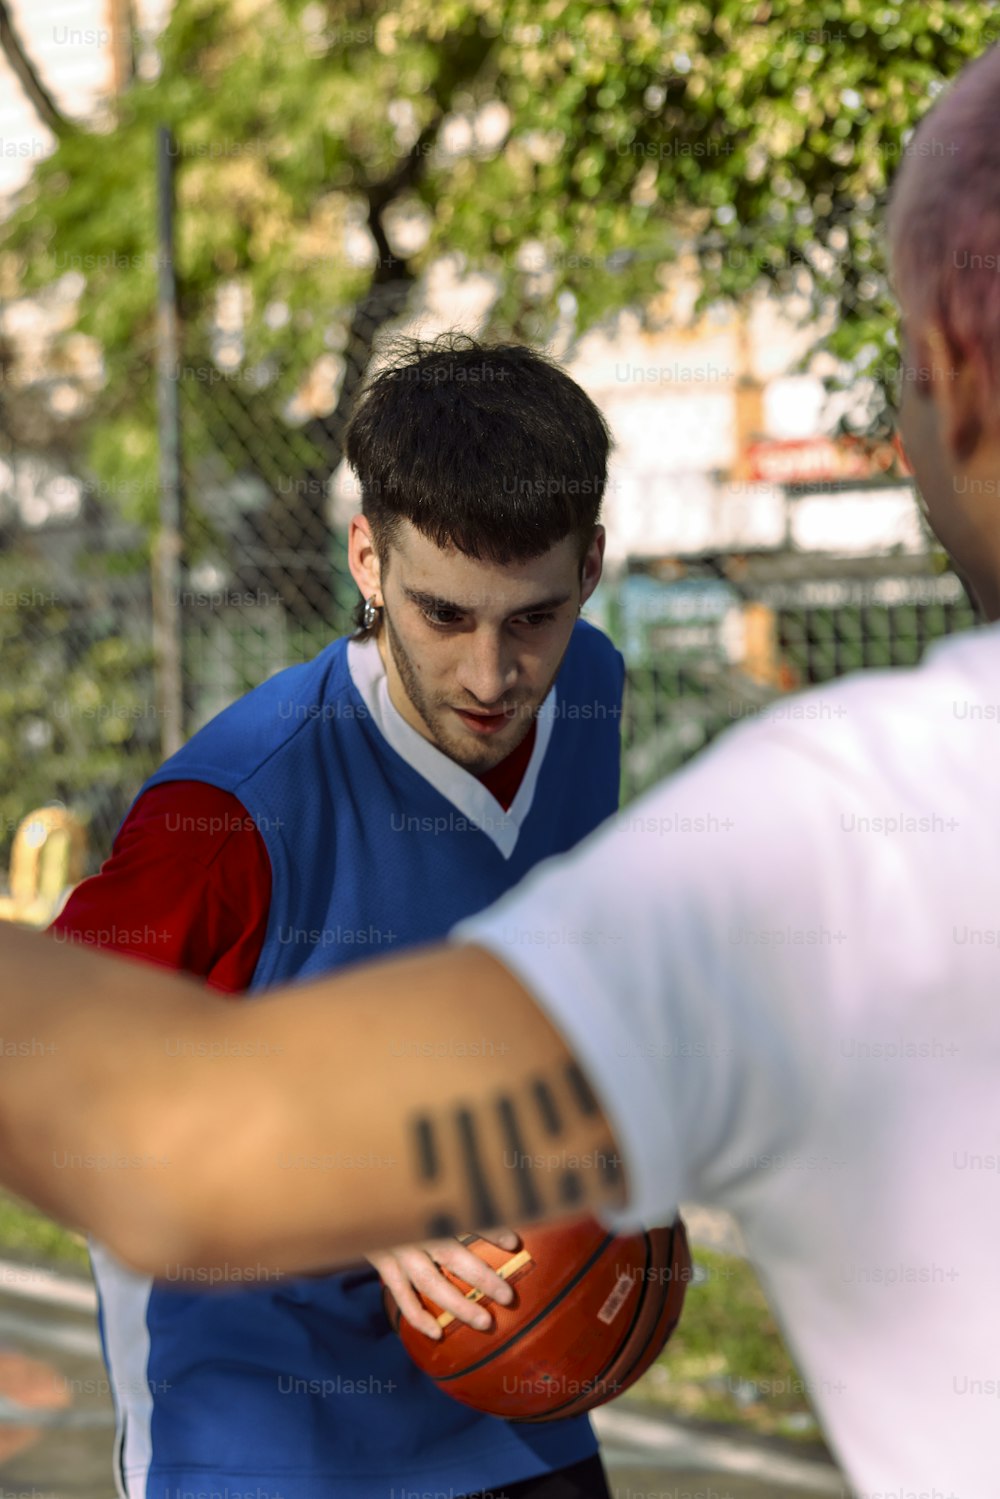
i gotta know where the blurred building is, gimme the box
[559,279,965,700]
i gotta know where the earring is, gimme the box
[362,594,381,629]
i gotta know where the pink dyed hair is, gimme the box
[888,45,1000,397]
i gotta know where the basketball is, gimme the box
[382,1215,690,1422]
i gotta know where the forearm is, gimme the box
[0,923,219,1267]
[177,942,626,1273]
[0,928,625,1274]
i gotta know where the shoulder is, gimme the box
[123,782,269,870]
[567,615,622,662]
[50,780,271,971]
[559,617,626,690]
[712,621,1000,795]
[145,638,352,796]
[614,624,1000,911]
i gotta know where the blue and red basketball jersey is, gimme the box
[91,619,625,1499]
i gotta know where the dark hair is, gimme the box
[343,333,612,637]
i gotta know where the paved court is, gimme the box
[0,1258,849,1499]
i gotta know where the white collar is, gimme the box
[346,635,555,860]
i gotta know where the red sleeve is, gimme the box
[49,782,272,995]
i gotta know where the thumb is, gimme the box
[483,1227,520,1252]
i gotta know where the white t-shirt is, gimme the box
[454,622,1000,1499]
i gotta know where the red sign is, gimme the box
[746,435,911,484]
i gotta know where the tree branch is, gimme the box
[0,0,73,139]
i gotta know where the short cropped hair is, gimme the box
[888,45,1000,400]
[344,334,612,635]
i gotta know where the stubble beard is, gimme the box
[381,608,543,774]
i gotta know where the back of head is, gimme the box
[888,44,1000,401]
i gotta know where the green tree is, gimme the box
[0,556,156,871]
[3,0,998,531]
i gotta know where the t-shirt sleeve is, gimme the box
[452,721,843,1230]
[49,781,272,993]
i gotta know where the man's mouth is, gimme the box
[452,707,513,736]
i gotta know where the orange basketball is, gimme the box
[382,1215,690,1422]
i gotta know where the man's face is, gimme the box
[373,521,604,774]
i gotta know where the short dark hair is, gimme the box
[343,334,612,637]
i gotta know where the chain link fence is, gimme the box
[0,320,159,874]
[617,566,977,802]
[175,344,359,733]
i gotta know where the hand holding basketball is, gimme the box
[382,1215,691,1422]
[368,1229,520,1338]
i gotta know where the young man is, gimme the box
[50,339,625,1499]
[3,40,1000,1499]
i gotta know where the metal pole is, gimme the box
[153,123,185,756]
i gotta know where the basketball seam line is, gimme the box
[432,1232,618,1383]
[514,1228,661,1422]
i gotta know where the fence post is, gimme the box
[153,123,185,756]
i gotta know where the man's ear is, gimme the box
[579,526,606,608]
[347,515,382,603]
[923,322,987,465]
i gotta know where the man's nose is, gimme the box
[455,634,518,705]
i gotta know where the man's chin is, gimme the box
[444,732,516,774]
[433,711,531,772]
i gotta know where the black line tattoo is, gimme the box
[411,1062,620,1239]
[456,1106,501,1226]
[425,1214,460,1240]
[496,1095,543,1217]
[565,1060,599,1117]
[558,1171,584,1206]
[532,1077,562,1136]
[413,1116,438,1181]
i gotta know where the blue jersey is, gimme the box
[91,621,625,1499]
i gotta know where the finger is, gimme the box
[409,1258,496,1331]
[477,1227,520,1253]
[380,1265,443,1341]
[430,1241,516,1306]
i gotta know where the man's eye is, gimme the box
[518,612,557,628]
[423,608,462,627]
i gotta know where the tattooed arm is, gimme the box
[0,927,625,1275]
